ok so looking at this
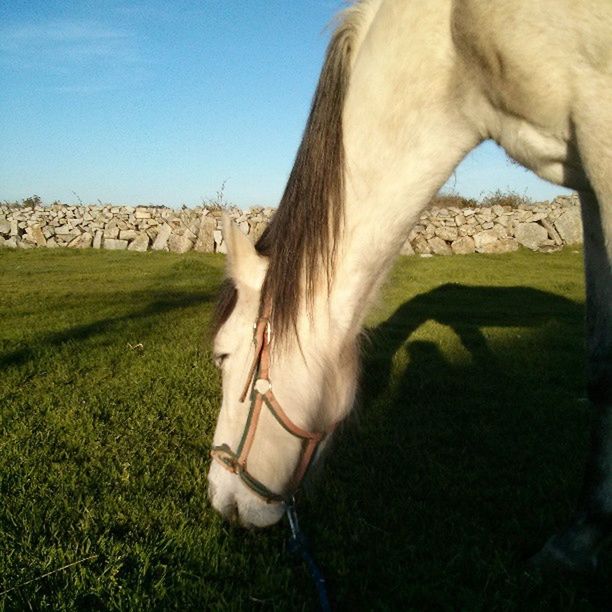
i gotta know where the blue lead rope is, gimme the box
[285,501,332,612]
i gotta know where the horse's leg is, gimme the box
[535,112,612,571]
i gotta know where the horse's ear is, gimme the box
[221,213,268,290]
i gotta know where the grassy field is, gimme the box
[0,247,610,610]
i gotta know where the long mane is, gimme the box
[214,4,368,339]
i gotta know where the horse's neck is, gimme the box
[317,0,480,346]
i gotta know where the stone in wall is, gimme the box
[194,214,216,253]
[434,227,458,242]
[412,237,432,255]
[152,224,172,251]
[26,225,47,247]
[428,237,452,255]
[480,238,519,254]
[104,238,128,250]
[168,234,194,254]
[515,222,548,250]
[473,229,499,252]
[451,236,475,255]
[541,218,562,246]
[554,208,582,244]
[135,208,151,219]
[128,232,150,252]
[104,225,120,239]
[119,229,138,241]
[68,232,93,249]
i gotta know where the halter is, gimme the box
[210,308,331,504]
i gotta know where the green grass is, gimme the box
[0,248,609,610]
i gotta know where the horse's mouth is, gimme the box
[207,466,285,528]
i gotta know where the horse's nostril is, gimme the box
[218,491,239,523]
[208,476,239,522]
[228,503,240,523]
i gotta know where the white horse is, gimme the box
[208,0,611,571]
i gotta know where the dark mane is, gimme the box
[213,6,362,340]
[255,11,361,339]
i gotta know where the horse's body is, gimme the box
[209,0,611,571]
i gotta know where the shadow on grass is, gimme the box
[365,283,584,397]
[0,290,215,372]
[314,284,612,608]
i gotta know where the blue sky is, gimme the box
[1,1,571,208]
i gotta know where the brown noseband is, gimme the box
[210,308,333,504]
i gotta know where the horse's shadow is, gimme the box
[364,283,583,398]
[311,284,612,607]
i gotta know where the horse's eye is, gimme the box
[213,353,229,368]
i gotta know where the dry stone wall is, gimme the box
[0,194,582,255]
[401,194,582,256]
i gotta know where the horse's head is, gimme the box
[207,217,358,527]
